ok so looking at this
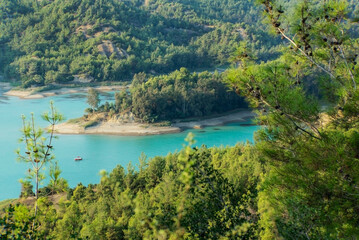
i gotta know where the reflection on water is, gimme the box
[100,92,114,97]
[60,91,115,101]
[100,92,115,101]
[226,121,257,127]
[0,95,9,100]
[239,123,257,127]
[62,93,87,99]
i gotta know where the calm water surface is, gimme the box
[0,87,258,200]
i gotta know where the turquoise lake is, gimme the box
[0,87,259,200]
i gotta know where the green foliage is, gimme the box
[83,120,99,129]
[50,143,265,239]
[0,0,277,87]
[127,68,246,122]
[0,204,37,239]
[3,141,266,239]
[0,199,16,211]
[16,102,66,220]
[227,0,359,238]
[86,88,100,110]
[4,1,359,239]
[114,89,131,113]
[48,162,69,195]
[16,102,65,200]
[91,68,246,123]
[19,180,35,198]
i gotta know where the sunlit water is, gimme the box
[0,87,258,200]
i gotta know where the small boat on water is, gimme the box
[74,156,83,161]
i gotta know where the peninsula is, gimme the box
[53,110,255,136]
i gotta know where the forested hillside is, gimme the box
[0,0,278,87]
[1,0,359,239]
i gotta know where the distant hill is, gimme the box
[0,0,279,87]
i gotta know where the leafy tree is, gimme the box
[115,89,131,113]
[87,88,100,111]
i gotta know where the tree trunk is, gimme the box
[34,168,39,217]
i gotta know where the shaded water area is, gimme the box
[0,88,259,200]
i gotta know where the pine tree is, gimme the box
[16,101,64,216]
[227,0,359,238]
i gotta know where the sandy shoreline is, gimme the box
[54,121,182,136]
[3,85,126,99]
[173,111,255,129]
[2,83,256,136]
[54,110,256,136]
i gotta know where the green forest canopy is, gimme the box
[0,0,280,87]
[92,69,246,123]
[1,0,359,239]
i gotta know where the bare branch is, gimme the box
[277,27,335,79]
[338,45,357,90]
